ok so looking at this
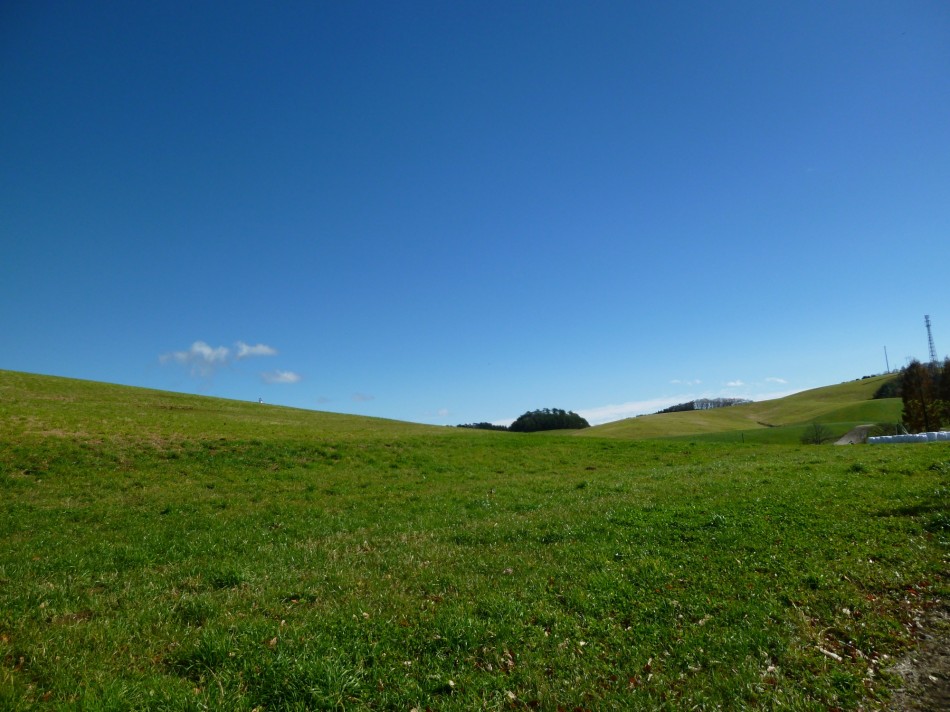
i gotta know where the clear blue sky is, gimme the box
[3,1,948,425]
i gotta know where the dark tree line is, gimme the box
[901,359,950,433]
[456,422,509,432]
[459,408,590,433]
[655,398,752,415]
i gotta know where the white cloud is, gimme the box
[159,341,231,376]
[725,380,745,388]
[671,379,702,386]
[437,408,450,418]
[765,377,788,384]
[261,370,301,384]
[237,342,277,358]
[161,339,280,378]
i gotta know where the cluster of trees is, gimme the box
[510,408,590,432]
[655,397,752,415]
[872,376,903,399]
[901,359,950,433]
[458,408,590,433]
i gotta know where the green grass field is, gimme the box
[580,375,902,443]
[1,370,947,710]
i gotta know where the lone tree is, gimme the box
[901,360,941,433]
[938,357,950,426]
[800,421,834,445]
[509,408,590,433]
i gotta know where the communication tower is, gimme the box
[925,315,938,365]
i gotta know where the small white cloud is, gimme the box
[671,379,702,386]
[161,339,280,378]
[765,377,788,384]
[187,341,229,364]
[725,380,745,388]
[261,370,301,384]
[352,393,375,402]
[236,342,277,358]
[437,408,450,418]
[160,341,231,376]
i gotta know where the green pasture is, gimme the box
[1,370,947,710]
[580,375,902,442]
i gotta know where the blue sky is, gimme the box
[2,1,948,426]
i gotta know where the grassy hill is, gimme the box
[580,374,902,443]
[1,369,946,710]
[0,369,440,442]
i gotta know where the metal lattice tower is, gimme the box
[925,315,938,365]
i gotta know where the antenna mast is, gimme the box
[925,315,938,365]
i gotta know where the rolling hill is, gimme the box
[1,369,902,445]
[0,368,440,443]
[578,374,901,443]
[1,368,946,710]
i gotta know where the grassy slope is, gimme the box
[580,374,901,442]
[0,370,440,442]
[1,370,947,710]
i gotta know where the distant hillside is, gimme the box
[0,369,441,442]
[578,374,902,443]
[655,397,752,414]
[1,369,903,446]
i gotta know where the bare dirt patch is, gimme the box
[835,424,875,445]
[887,605,950,711]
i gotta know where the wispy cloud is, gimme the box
[671,378,702,386]
[159,341,231,376]
[160,340,279,377]
[237,342,278,358]
[261,370,301,384]
[725,380,745,388]
[352,393,375,402]
[765,376,788,384]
